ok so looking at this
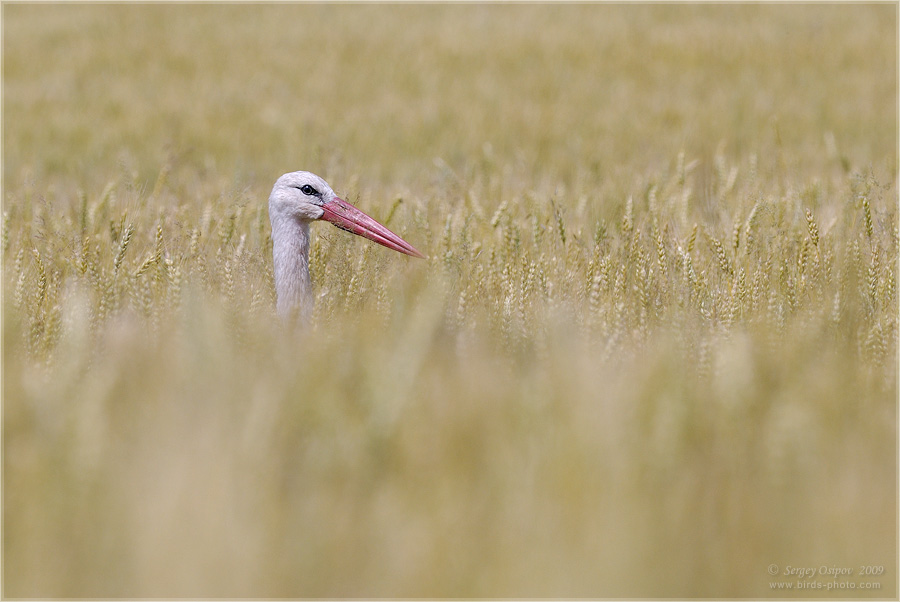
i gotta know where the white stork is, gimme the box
[268,171,424,317]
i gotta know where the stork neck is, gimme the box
[271,215,313,319]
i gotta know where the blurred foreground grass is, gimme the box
[3,4,897,598]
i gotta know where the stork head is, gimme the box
[269,171,424,258]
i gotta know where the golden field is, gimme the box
[3,4,897,597]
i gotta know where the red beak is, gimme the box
[319,197,425,259]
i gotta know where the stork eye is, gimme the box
[299,184,319,196]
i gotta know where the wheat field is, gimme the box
[3,4,897,598]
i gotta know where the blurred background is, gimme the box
[3,4,897,597]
